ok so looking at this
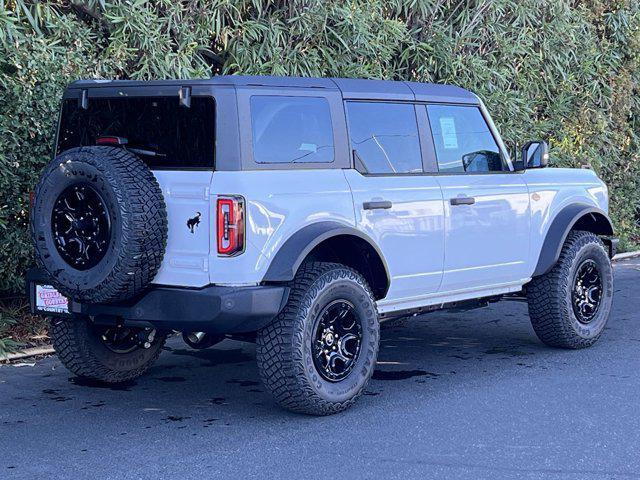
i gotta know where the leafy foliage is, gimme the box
[0,297,49,356]
[0,0,638,300]
[0,312,21,357]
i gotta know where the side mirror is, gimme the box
[521,140,550,169]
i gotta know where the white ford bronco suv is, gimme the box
[28,76,617,415]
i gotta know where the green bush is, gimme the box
[0,297,48,356]
[0,317,20,357]
[0,0,638,297]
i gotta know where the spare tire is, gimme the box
[30,146,167,304]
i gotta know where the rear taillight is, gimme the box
[217,196,245,256]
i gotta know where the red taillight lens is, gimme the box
[96,136,128,146]
[217,196,245,256]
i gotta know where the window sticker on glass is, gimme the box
[439,117,458,150]
[299,143,318,153]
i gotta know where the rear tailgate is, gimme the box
[151,170,212,286]
[57,89,216,287]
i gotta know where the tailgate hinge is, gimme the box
[179,86,191,108]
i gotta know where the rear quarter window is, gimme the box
[250,96,334,164]
[57,96,215,169]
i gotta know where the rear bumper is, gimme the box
[27,268,289,334]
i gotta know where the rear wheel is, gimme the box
[50,318,166,383]
[256,262,380,415]
[527,231,613,349]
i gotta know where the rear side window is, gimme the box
[426,105,505,173]
[57,96,215,169]
[346,102,423,174]
[250,96,334,164]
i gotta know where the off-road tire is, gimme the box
[50,318,166,383]
[31,146,167,304]
[527,230,613,349]
[256,262,380,415]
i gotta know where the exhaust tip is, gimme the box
[186,331,206,345]
[182,331,225,350]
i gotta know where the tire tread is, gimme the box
[527,230,611,349]
[51,318,165,383]
[256,262,379,415]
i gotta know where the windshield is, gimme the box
[57,96,215,169]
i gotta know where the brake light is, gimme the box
[217,196,245,256]
[96,136,128,146]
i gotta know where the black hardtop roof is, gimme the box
[68,75,478,104]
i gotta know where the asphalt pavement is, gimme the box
[1,259,639,479]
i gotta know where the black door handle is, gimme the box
[363,200,393,210]
[450,197,475,206]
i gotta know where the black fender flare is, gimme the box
[262,221,390,288]
[533,204,614,277]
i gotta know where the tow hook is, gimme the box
[137,328,156,349]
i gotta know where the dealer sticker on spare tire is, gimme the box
[35,285,69,314]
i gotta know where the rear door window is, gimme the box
[57,96,215,169]
[426,104,505,173]
[345,102,423,174]
[250,96,334,164]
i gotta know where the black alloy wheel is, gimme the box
[312,300,363,382]
[51,183,111,270]
[571,259,603,324]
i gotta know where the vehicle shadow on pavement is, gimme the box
[19,300,556,419]
[4,280,631,432]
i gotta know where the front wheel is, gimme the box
[527,231,613,349]
[50,318,166,383]
[256,262,380,415]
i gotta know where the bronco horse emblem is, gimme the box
[187,212,201,233]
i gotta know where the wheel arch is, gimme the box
[262,221,390,299]
[533,204,615,277]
